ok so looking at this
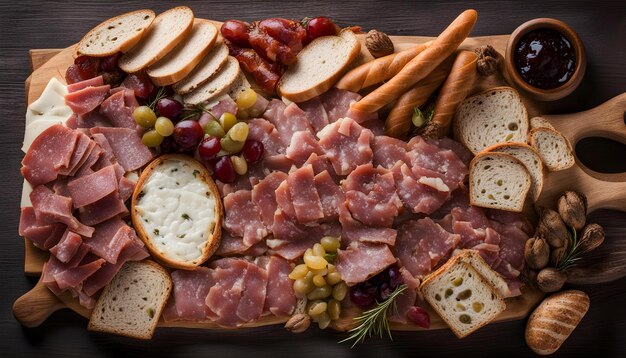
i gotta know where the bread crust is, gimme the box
[529,127,575,171]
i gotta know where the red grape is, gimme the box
[74,55,100,80]
[198,136,221,160]
[100,52,120,71]
[387,265,401,289]
[349,284,377,308]
[173,120,204,150]
[159,135,179,154]
[305,17,338,44]
[242,140,264,163]
[214,156,236,183]
[221,20,251,47]
[157,97,183,119]
[407,306,430,328]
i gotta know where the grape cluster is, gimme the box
[349,265,401,308]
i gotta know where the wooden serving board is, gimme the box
[14,32,626,331]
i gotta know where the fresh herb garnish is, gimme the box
[193,169,200,177]
[147,87,167,112]
[180,104,218,121]
[153,228,160,235]
[340,284,407,347]
[182,213,190,220]
[177,234,186,238]
[557,226,584,271]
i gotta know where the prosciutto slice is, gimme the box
[263,100,314,147]
[263,256,296,316]
[298,96,329,132]
[251,172,288,230]
[163,267,215,322]
[372,135,409,168]
[320,88,377,124]
[21,124,78,186]
[67,75,104,93]
[407,136,467,191]
[335,242,397,286]
[90,127,153,171]
[30,185,94,237]
[49,229,83,263]
[215,233,268,257]
[247,118,285,156]
[67,165,118,208]
[64,85,110,115]
[391,162,450,214]
[314,170,344,221]
[223,190,268,246]
[287,165,324,224]
[318,117,374,176]
[99,89,139,129]
[83,218,133,264]
[285,131,324,165]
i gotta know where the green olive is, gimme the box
[452,277,463,287]
[325,272,342,286]
[155,116,174,136]
[320,236,341,252]
[289,264,309,280]
[456,289,472,301]
[472,302,484,313]
[308,300,327,317]
[317,312,331,330]
[204,120,226,138]
[293,278,314,297]
[327,299,341,320]
[141,130,164,147]
[134,106,157,128]
[459,314,472,324]
[332,282,348,301]
[312,243,326,257]
[313,274,327,287]
[307,285,332,300]
[445,288,453,298]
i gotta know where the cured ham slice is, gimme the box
[251,172,288,230]
[215,232,268,257]
[223,190,268,246]
[49,229,83,263]
[314,170,344,221]
[19,207,65,249]
[58,133,92,176]
[391,162,450,214]
[335,242,396,286]
[389,267,420,323]
[287,165,324,224]
[64,85,110,115]
[30,185,94,237]
[263,100,314,148]
[247,118,284,156]
[99,89,139,129]
[163,267,215,322]
[320,88,377,124]
[83,218,133,264]
[425,136,473,167]
[318,117,374,176]
[77,192,129,226]
[298,96,329,132]
[263,256,296,316]
[339,203,397,246]
[372,135,409,168]
[269,212,341,260]
[285,131,324,165]
[236,263,268,322]
[90,127,153,171]
[67,75,104,93]
[21,124,78,186]
[67,165,118,208]
[407,136,467,191]
[54,257,106,290]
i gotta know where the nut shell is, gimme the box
[537,267,566,293]
[537,206,569,248]
[284,313,311,333]
[558,191,587,230]
[578,223,605,253]
[525,237,550,270]
[365,29,394,58]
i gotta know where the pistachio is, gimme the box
[536,206,569,248]
[536,267,567,293]
[558,191,587,230]
[525,237,550,270]
[284,313,311,333]
[365,29,394,58]
[578,223,605,254]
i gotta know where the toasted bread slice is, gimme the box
[147,20,218,86]
[530,116,555,130]
[131,154,222,269]
[228,72,252,100]
[172,42,229,94]
[469,152,531,212]
[77,9,156,57]
[484,142,544,201]
[119,6,194,73]
[182,56,240,105]
[454,87,529,155]
[88,260,172,339]
[278,29,361,103]
[530,127,575,171]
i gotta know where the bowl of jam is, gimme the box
[505,18,586,101]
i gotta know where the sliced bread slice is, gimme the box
[77,9,156,57]
[119,6,194,73]
[147,20,218,86]
[421,260,506,338]
[469,152,531,212]
[530,116,555,130]
[172,42,229,94]
[455,250,513,298]
[182,56,240,105]
[227,72,252,101]
[88,260,172,339]
[278,29,361,103]
[454,87,529,155]
[530,127,575,171]
[484,142,544,201]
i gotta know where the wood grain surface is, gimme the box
[1,1,625,357]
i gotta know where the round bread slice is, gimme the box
[278,29,361,103]
[530,127,575,171]
[77,9,156,57]
[469,152,531,212]
[147,20,218,86]
[131,154,222,270]
[182,56,240,105]
[453,86,529,155]
[119,6,194,73]
[172,42,229,94]
[484,142,544,201]
[530,116,555,130]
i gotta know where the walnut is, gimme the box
[536,206,569,248]
[366,29,394,58]
[537,267,567,293]
[284,313,311,333]
[525,237,550,270]
[578,223,605,253]
[558,191,587,230]
[475,45,500,76]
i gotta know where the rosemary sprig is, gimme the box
[179,104,218,121]
[147,87,167,112]
[339,284,407,348]
[557,226,584,271]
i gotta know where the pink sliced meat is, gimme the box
[473,228,501,267]
[269,215,341,260]
[83,218,132,264]
[396,218,461,276]
[263,154,295,173]
[264,256,296,316]
[49,229,83,263]
[389,267,420,323]
[407,136,467,190]
[30,185,94,237]
[209,97,238,120]
[320,88,378,123]
[251,172,288,230]
[361,118,385,136]
[487,209,534,236]
[74,145,103,177]
[372,135,409,168]
[318,117,374,176]
[391,162,450,214]
[64,85,110,115]
[247,118,285,156]
[19,207,66,250]
[215,232,268,257]
[335,242,397,286]
[285,131,324,165]
[339,203,397,246]
[90,127,153,171]
[287,165,324,224]
[99,89,138,129]
[430,187,471,220]
[67,75,104,93]
[76,111,112,128]
[279,103,315,147]
[236,263,268,322]
[274,179,296,219]
[206,258,250,326]
[223,190,268,246]
[77,191,129,226]
[90,133,117,166]
[118,176,136,202]
[21,124,78,186]
[490,220,529,271]
[425,136,473,167]
[163,267,215,322]
[298,96,329,132]
[314,170,344,221]
[58,133,92,176]
[67,165,118,208]
[303,153,338,181]
[54,257,106,290]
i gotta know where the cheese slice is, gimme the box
[25,77,71,126]
[21,180,33,208]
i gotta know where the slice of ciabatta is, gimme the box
[421,259,506,338]
[484,142,544,201]
[131,154,222,270]
[530,116,555,130]
[469,152,531,212]
[172,42,229,94]
[530,127,575,171]
[278,29,361,103]
[119,6,194,73]
[77,9,156,57]
[182,56,240,105]
[454,87,529,155]
[88,260,172,339]
[147,20,218,86]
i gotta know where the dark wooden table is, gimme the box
[1,1,625,357]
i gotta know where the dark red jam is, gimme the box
[514,29,576,89]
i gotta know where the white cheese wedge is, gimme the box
[21,180,33,208]
[25,77,71,126]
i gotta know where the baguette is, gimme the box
[335,41,431,92]
[351,9,477,114]
[384,57,453,139]
[525,290,590,355]
[428,50,478,137]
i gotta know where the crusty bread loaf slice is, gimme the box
[278,29,361,103]
[227,72,252,100]
[530,127,575,171]
[469,152,531,212]
[131,154,222,269]
[530,116,555,130]
[88,260,172,339]
[484,142,544,201]
[173,42,229,94]
[421,260,506,338]
[453,87,529,155]
[182,56,240,105]
[147,20,218,86]
[77,9,156,57]
[119,6,194,73]
[454,250,513,298]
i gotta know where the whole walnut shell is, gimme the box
[284,313,311,333]
[550,241,569,267]
[558,191,587,230]
[537,267,567,293]
[366,29,394,58]
[578,223,605,253]
[525,237,550,270]
[537,206,569,248]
